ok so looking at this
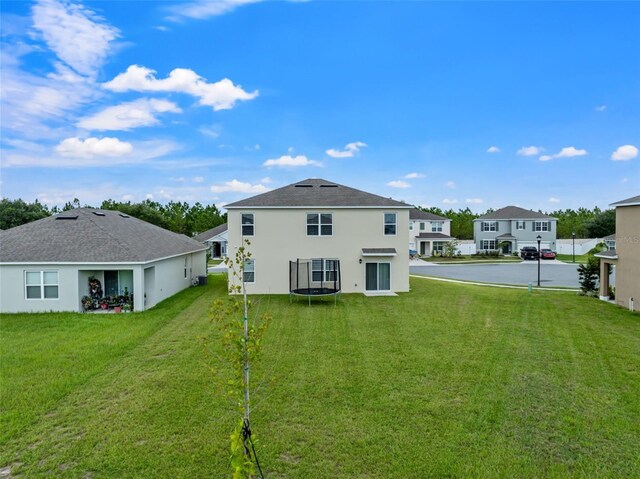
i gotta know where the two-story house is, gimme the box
[596,195,640,311]
[225,178,411,295]
[473,206,557,254]
[409,209,454,256]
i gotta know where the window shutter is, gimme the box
[496,222,499,232]
[532,222,535,232]
[547,221,551,231]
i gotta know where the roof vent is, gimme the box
[319,184,338,188]
[93,211,106,216]
[56,215,78,220]
[119,213,130,218]
[294,184,313,188]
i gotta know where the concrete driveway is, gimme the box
[410,260,582,288]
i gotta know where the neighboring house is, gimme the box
[409,209,454,256]
[603,233,616,251]
[194,223,228,259]
[473,206,557,254]
[596,195,640,311]
[225,178,411,295]
[0,209,207,313]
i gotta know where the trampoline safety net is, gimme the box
[289,258,341,296]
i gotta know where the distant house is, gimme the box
[0,209,207,313]
[603,233,616,251]
[409,209,454,256]
[595,195,640,311]
[225,178,411,295]
[473,206,557,254]
[194,223,228,259]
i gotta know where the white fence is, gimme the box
[456,240,476,255]
[556,238,601,255]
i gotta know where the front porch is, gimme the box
[596,251,618,301]
[79,269,135,312]
[416,233,454,256]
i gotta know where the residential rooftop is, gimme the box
[610,195,640,207]
[475,206,555,221]
[410,208,448,221]
[193,223,227,242]
[0,209,206,263]
[225,178,411,209]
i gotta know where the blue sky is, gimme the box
[1,0,638,212]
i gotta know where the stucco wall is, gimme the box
[144,251,207,309]
[614,205,640,310]
[227,208,410,294]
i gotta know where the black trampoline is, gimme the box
[289,258,341,305]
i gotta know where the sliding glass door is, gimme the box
[365,262,391,291]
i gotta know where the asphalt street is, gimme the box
[410,261,583,288]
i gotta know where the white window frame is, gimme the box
[243,259,255,284]
[311,259,338,282]
[480,240,496,250]
[241,213,255,237]
[384,213,397,236]
[481,221,497,232]
[25,270,59,300]
[306,213,333,237]
[431,221,443,233]
[516,221,526,230]
[534,221,550,232]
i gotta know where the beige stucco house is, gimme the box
[0,209,207,313]
[225,178,411,295]
[409,209,453,256]
[596,195,640,311]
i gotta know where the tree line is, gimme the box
[1,198,615,240]
[0,198,226,237]
[419,206,615,240]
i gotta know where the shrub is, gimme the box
[577,256,600,294]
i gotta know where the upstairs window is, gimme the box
[534,221,550,232]
[241,213,254,236]
[384,213,397,235]
[307,213,333,236]
[25,271,59,299]
[481,221,498,232]
[419,222,425,231]
[432,221,443,232]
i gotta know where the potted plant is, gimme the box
[81,296,93,311]
[100,298,109,310]
[122,303,132,313]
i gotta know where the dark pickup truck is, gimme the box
[520,246,539,260]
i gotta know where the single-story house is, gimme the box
[194,223,228,259]
[0,209,207,313]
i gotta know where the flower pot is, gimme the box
[114,306,122,313]
[101,304,108,310]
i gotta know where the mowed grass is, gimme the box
[1,275,639,478]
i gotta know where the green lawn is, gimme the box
[1,276,639,478]
[556,253,591,264]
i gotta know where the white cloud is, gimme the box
[121,194,135,202]
[198,125,221,138]
[103,65,258,111]
[611,144,638,161]
[487,146,500,153]
[548,197,560,203]
[31,0,119,77]
[387,180,410,188]
[55,136,133,158]
[595,105,606,112]
[193,176,205,183]
[263,155,322,168]
[210,179,270,194]
[260,177,272,184]
[326,141,367,158]
[404,172,425,179]
[77,98,181,131]
[442,198,458,204]
[517,146,544,156]
[166,0,261,21]
[465,198,483,204]
[539,146,588,162]
[446,181,456,189]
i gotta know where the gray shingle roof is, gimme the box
[194,223,227,242]
[410,209,448,221]
[415,233,454,240]
[594,249,618,259]
[0,209,206,263]
[611,195,640,207]
[476,206,555,220]
[225,178,411,208]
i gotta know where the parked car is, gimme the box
[409,249,418,259]
[540,248,556,260]
[520,246,539,260]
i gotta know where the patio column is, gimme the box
[599,260,610,301]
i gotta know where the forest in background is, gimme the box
[1,198,615,240]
